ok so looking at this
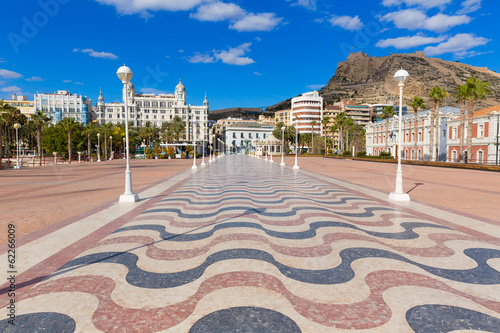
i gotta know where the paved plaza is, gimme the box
[1,155,500,332]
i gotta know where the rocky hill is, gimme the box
[319,51,500,109]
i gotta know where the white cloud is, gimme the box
[178,49,185,53]
[188,43,256,66]
[287,0,317,10]
[215,43,255,65]
[0,81,5,86]
[140,88,169,95]
[79,48,118,59]
[230,13,282,32]
[329,15,364,31]
[381,9,471,33]
[457,0,482,14]
[0,86,22,93]
[423,13,471,33]
[63,80,72,83]
[26,76,43,81]
[0,69,22,79]
[423,33,489,57]
[306,84,324,90]
[188,53,216,63]
[0,58,7,63]
[94,0,203,15]
[253,72,262,76]
[382,0,452,8]
[376,35,447,49]
[190,2,245,22]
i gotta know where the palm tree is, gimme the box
[329,124,337,153]
[32,111,50,166]
[321,116,330,155]
[334,113,347,154]
[171,116,185,142]
[344,117,354,154]
[453,84,468,162]
[464,77,491,163]
[101,123,114,160]
[59,118,79,163]
[428,86,448,161]
[382,106,396,152]
[310,120,317,154]
[83,122,94,161]
[407,97,427,160]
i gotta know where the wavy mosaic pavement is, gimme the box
[11,156,500,332]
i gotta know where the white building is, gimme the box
[97,80,209,142]
[222,122,274,154]
[365,106,460,161]
[34,90,93,124]
[291,91,323,135]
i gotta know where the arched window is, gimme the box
[452,150,457,162]
[418,149,422,160]
[477,150,484,164]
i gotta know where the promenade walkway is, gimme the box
[1,155,500,332]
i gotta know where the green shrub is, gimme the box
[356,151,367,158]
[342,151,352,157]
[380,151,392,157]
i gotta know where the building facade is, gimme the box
[365,106,460,161]
[4,94,35,118]
[222,122,274,154]
[34,90,93,124]
[291,91,323,135]
[345,104,371,126]
[97,80,209,142]
[447,107,500,164]
[275,109,291,126]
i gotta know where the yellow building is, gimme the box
[4,94,35,118]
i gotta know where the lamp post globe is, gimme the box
[389,68,410,202]
[117,65,139,203]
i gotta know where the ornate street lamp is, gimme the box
[109,136,113,160]
[117,65,139,202]
[201,127,206,166]
[389,68,410,202]
[293,117,299,170]
[97,133,101,162]
[192,119,198,170]
[13,123,21,169]
[280,126,285,166]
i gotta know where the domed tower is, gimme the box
[203,92,209,108]
[175,79,186,106]
[97,88,105,123]
[123,82,135,103]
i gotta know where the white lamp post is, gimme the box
[14,123,21,169]
[97,133,101,162]
[201,127,206,166]
[269,141,274,163]
[117,65,139,203]
[389,68,410,202]
[293,118,299,170]
[109,136,113,160]
[123,137,126,159]
[77,151,82,163]
[280,126,285,166]
[192,119,197,170]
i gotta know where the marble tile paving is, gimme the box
[1,155,500,332]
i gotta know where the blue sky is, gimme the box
[0,0,496,110]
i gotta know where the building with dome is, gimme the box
[96,80,209,142]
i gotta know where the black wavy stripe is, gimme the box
[143,205,396,219]
[114,222,450,241]
[0,312,76,333]
[56,247,500,288]
[406,304,500,332]
[189,307,302,333]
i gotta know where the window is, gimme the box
[233,133,236,138]
[453,127,458,139]
[479,124,484,138]
[477,150,484,163]
[241,133,244,138]
[256,133,259,138]
[452,150,457,162]
[263,134,266,139]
